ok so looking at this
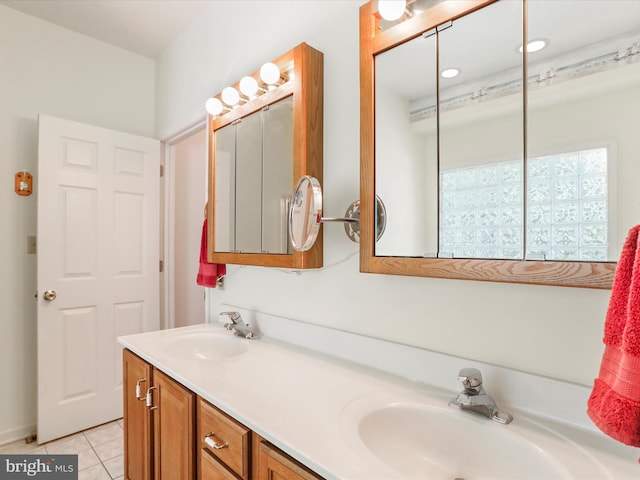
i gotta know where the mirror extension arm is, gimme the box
[289,176,386,251]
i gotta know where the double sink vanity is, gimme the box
[119,316,639,480]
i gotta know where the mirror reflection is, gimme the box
[375,29,438,257]
[289,176,322,252]
[526,0,639,262]
[438,0,523,260]
[373,0,640,264]
[214,96,293,254]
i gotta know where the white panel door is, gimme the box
[37,115,160,443]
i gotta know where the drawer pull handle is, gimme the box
[135,379,147,401]
[146,386,158,410]
[204,432,228,450]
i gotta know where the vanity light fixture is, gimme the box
[260,62,282,86]
[441,68,460,78]
[221,86,240,106]
[205,61,292,117]
[377,0,408,21]
[519,38,548,53]
[239,76,260,98]
[205,98,226,116]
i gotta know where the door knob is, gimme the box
[43,290,57,302]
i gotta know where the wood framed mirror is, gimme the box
[360,0,628,288]
[207,42,323,269]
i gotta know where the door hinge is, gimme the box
[160,165,164,177]
[159,260,164,272]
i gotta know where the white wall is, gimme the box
[155,0,614,389]
[0,5,155,442]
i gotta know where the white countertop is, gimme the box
[118,322,639,479]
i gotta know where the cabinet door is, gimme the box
[123,349,153,480]
[256,440,323,480]
[153,369,196,479]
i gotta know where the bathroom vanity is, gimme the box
[119,321,639,480]
[122,347,321,480]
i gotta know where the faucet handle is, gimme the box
[458,367,483,394]
[219,311,241,325]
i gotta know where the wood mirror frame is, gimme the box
[207,42,323,269]
[359,0,616,288]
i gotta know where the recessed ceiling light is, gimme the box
[519,38,549,53]
[441,68,460,79]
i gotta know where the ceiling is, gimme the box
[0,0,213,58]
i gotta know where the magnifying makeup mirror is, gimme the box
[289,175,387,252]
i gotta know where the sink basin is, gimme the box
[353,401,597,480]
[163,332,248,361]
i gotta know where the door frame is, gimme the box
[162,117,209,330]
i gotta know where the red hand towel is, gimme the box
[196,218,226,288]
[588,224,640,446]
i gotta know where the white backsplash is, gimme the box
[217,303,597,433]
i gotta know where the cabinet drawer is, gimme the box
[257,440,324,480]
[197,397,250,480]
[200,449,238,480]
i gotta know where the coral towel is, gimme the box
[196,219,225,288]
[588,224,640,446]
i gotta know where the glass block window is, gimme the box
[439,147,608,261]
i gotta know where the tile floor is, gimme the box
[0,419,124,479]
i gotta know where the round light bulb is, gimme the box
[378,0,406,21]
[221,87,240,106]
[441,68,460,79]
[260,62,281,85]
[239,76,259,97]
[205,97,223,115]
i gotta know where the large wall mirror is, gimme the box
[360,0,640,288]
[208,42,324,269]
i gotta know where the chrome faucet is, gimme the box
[448,368,513,424]
[218,311,259,339]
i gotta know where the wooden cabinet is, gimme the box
[124,349,323,480]
[153,369,196,479]
[201,448,240,480]
[253,435,323,480]
[123,349,153,480]
[123,350,195,480]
